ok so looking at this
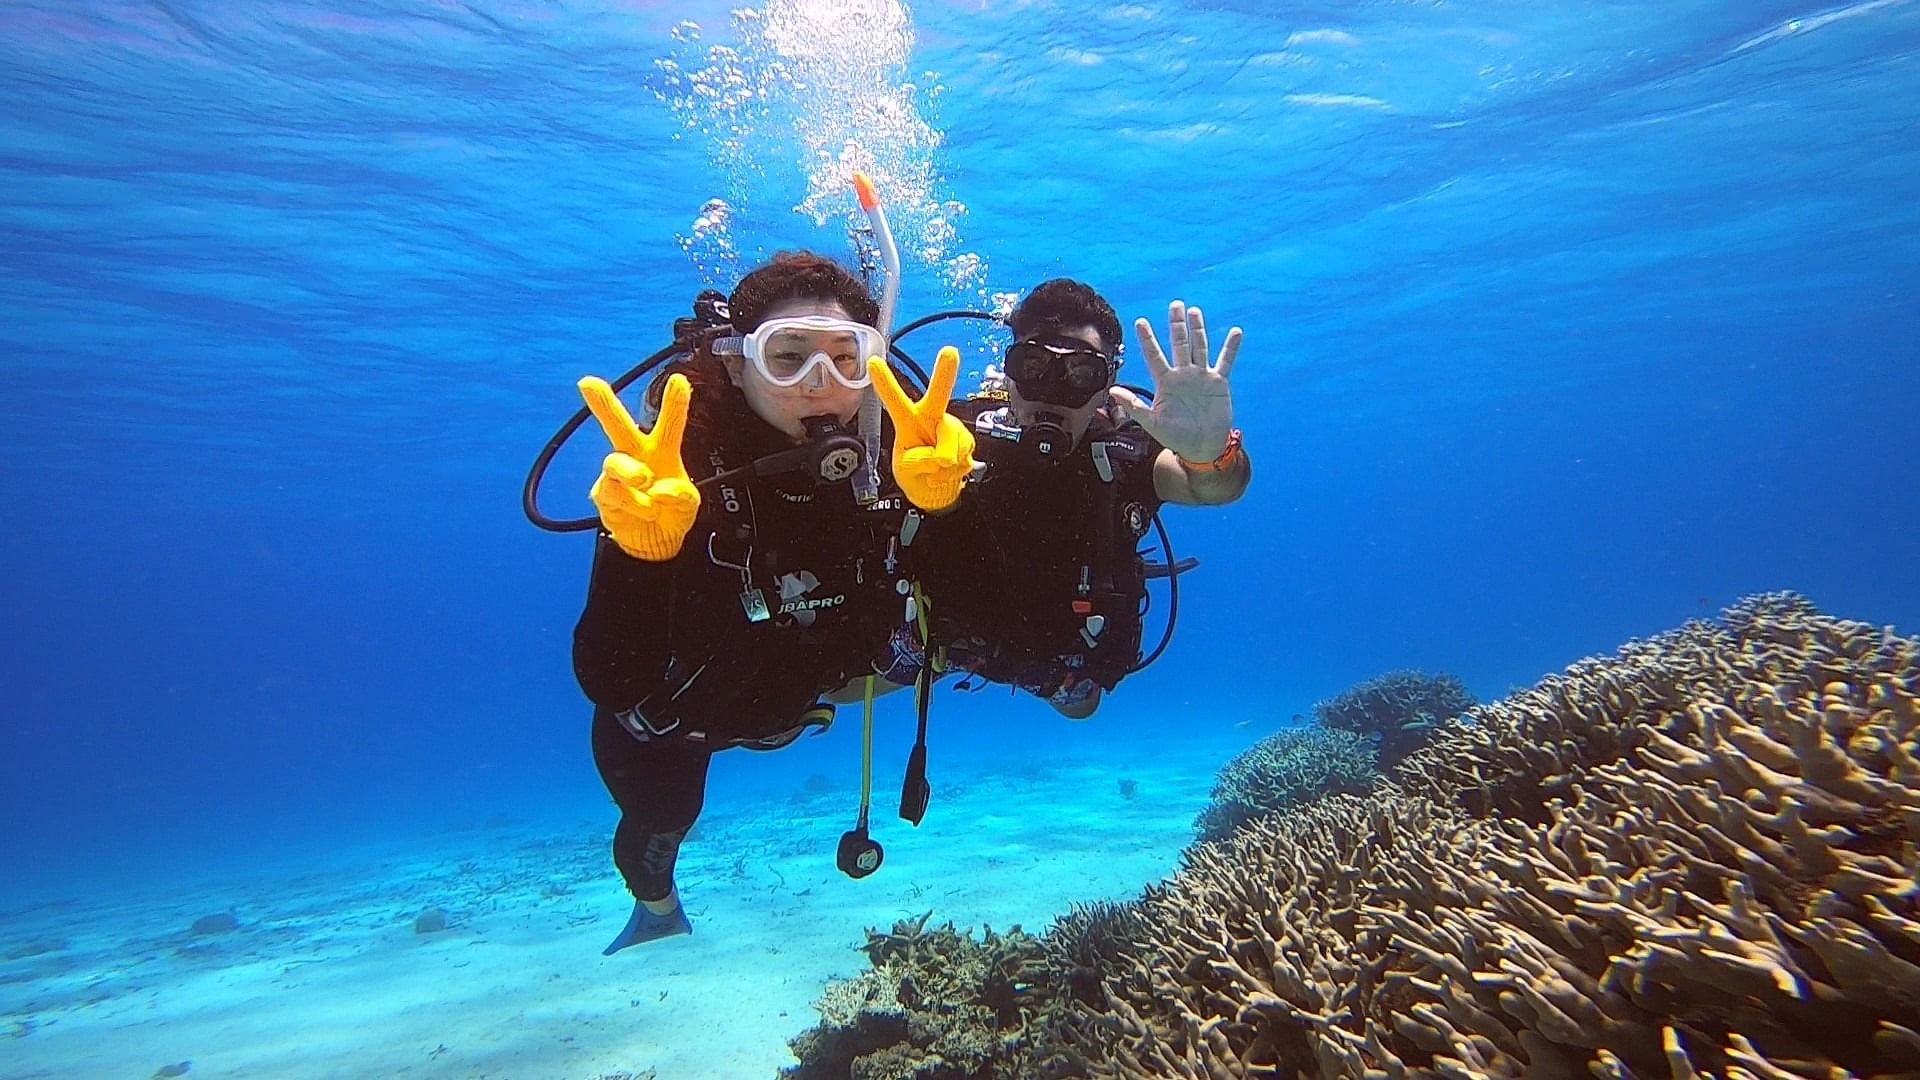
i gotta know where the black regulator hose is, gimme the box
[883,310,997,395]
[893,309,996,339]
[1131,512,1184,673]
[522,340,688,533]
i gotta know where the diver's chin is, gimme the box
[1016,395,1089,422]
[1012,404,1052,428]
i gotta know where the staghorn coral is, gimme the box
[1193,726,1379,843]
[1316,670,1478,769]
[1047,899,1157,1013]
[1060,592,1920,1078]
[791,593,1920,1079]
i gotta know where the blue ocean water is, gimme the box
[2,0,1916,946]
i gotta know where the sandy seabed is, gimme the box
[1,736,1240,1079]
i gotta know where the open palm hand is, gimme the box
[1108,300,1242,463]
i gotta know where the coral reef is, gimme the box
[1192,727,1379,843]
[1315,669,1477,768]
[782,912,1059,1080]
[1063,592,1920,1077]
[789,593,1920,1079]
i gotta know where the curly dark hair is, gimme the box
[647,250,877,442]
[727,250,879,332]
[1006,278,1123,356]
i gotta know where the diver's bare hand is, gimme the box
[1109,301,1241,463]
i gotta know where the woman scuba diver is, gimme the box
[571,250,976,955]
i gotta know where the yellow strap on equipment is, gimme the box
[859,675,876,806]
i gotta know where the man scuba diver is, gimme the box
[896,279,1250,717]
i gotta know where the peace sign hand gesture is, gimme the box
[1108,301,1242,464]
[869,346,978,512]
[579,373,702,562]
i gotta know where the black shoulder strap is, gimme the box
[1077,418,1159,681]
[688,441,773,624]
[1085,417,1158,485]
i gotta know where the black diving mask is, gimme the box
[1004,337,1118,408]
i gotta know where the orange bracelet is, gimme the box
[1181,428,1244,473]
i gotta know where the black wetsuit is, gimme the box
[574,391,905,901]
[911,399,1164,701]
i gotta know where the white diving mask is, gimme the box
[714,316,885,391]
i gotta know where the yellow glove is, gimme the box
[868,346,977,512]
[579,373,701,562]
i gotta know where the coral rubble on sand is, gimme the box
[780,912,1052,1080]
[786,592,1920,1079]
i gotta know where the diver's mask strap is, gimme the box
[671,291,731,343]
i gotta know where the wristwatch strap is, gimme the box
[1182,428,1244,473]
